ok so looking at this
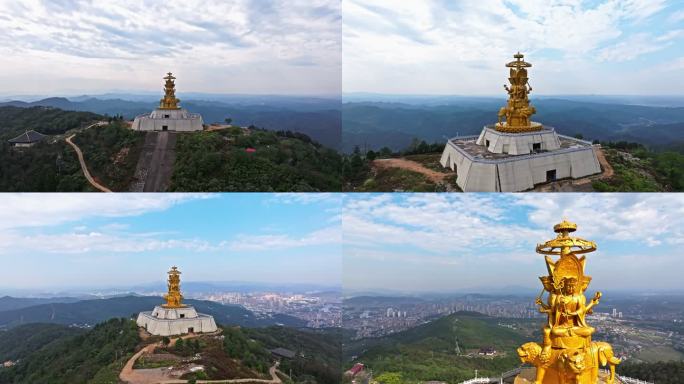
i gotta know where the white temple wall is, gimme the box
[476,127,561,155]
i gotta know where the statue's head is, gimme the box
[563,278,578,294]
[561,349,586,374]
[517,342,541,364]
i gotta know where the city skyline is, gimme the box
[343,193,684,293]
[0,0,341,96]
[343,0,684,95]
[0,193,342,290]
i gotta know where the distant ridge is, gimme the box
[0,295,306,329]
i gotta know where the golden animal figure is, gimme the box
[515,220,620,384]
[496,52,542,133]
[159,72,181,110]
[163,266,185,308]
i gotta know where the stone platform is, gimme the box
[440,125,601,192]
[132,108,203,132]
[136,305,217,336]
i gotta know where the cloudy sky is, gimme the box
[0,193,341,291]
[0,0,341,96]
[343,193,684,293]
[344,0,684,95]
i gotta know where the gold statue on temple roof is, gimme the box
[496,52,542,133]
[163,266,185,308]
[159,72,181,110]
[515,220,621,384]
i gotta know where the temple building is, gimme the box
[132,73,204,132]
[136,266,217,336]
[515,220,622,384]
[8,130,46,147]
[440,53,601,192]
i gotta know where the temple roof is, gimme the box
[8,130,46,144]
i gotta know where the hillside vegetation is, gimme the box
[346,312,529,384]
[171,127,342,191]
[618,361,684,384]
[592,141,684,191]
[0,106,101,139]
[73,119,145,191]
[0,318,140,384]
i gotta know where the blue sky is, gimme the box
[343,0,684,95]
[0,0,341,96]
[0,194,341,290]
[343,193,684,293]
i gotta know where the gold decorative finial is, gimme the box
[159,72,181,110]
[163,266,185,308]
[496,53,542,133]
[517,221,621,384]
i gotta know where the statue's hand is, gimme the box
[535,298,543,305]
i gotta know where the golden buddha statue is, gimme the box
[163,266,185,308]
[516,220,621,384]
[159,72,181,110]
[496,53,542,133]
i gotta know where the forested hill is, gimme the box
[342,99,684,153]
[170,127,343,192]
[0,295,306,329]
[0,318,139,384]
[346,312,529,384]
[0,106,102,139]
[0,320,342,384]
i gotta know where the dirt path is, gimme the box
[594,146,614,179]
[65,134,112,192]
[373,158,452,183]
[120,329,282,384]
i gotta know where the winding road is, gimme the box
[65,133,112,192]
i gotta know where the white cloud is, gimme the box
[0,193,211,230]
[343,0,678,94]
[343,194,545,254]
[0,0,340,95]
[0,231,218,254]
[227,226,341,251]
[267,193,340,205]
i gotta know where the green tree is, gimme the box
[376,372,403,384]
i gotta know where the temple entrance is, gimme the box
[546,169,557,182]
[162,125,168,131]
[188,327,194,333]
[180,314,185,318]
[533,143,541,152]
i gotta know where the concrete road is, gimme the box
[130,131,178,192]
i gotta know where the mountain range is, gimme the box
[0,95,341,149]
[343,97,684,153]
[0,295,305,329]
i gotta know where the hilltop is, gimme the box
[0,320,340,384]
[343,141,684,192]
[0,95,341,149]
[345,312,532,384]
[0,105,343,192]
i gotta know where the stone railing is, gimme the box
[458,378,493,384]
[617,375,654,384]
